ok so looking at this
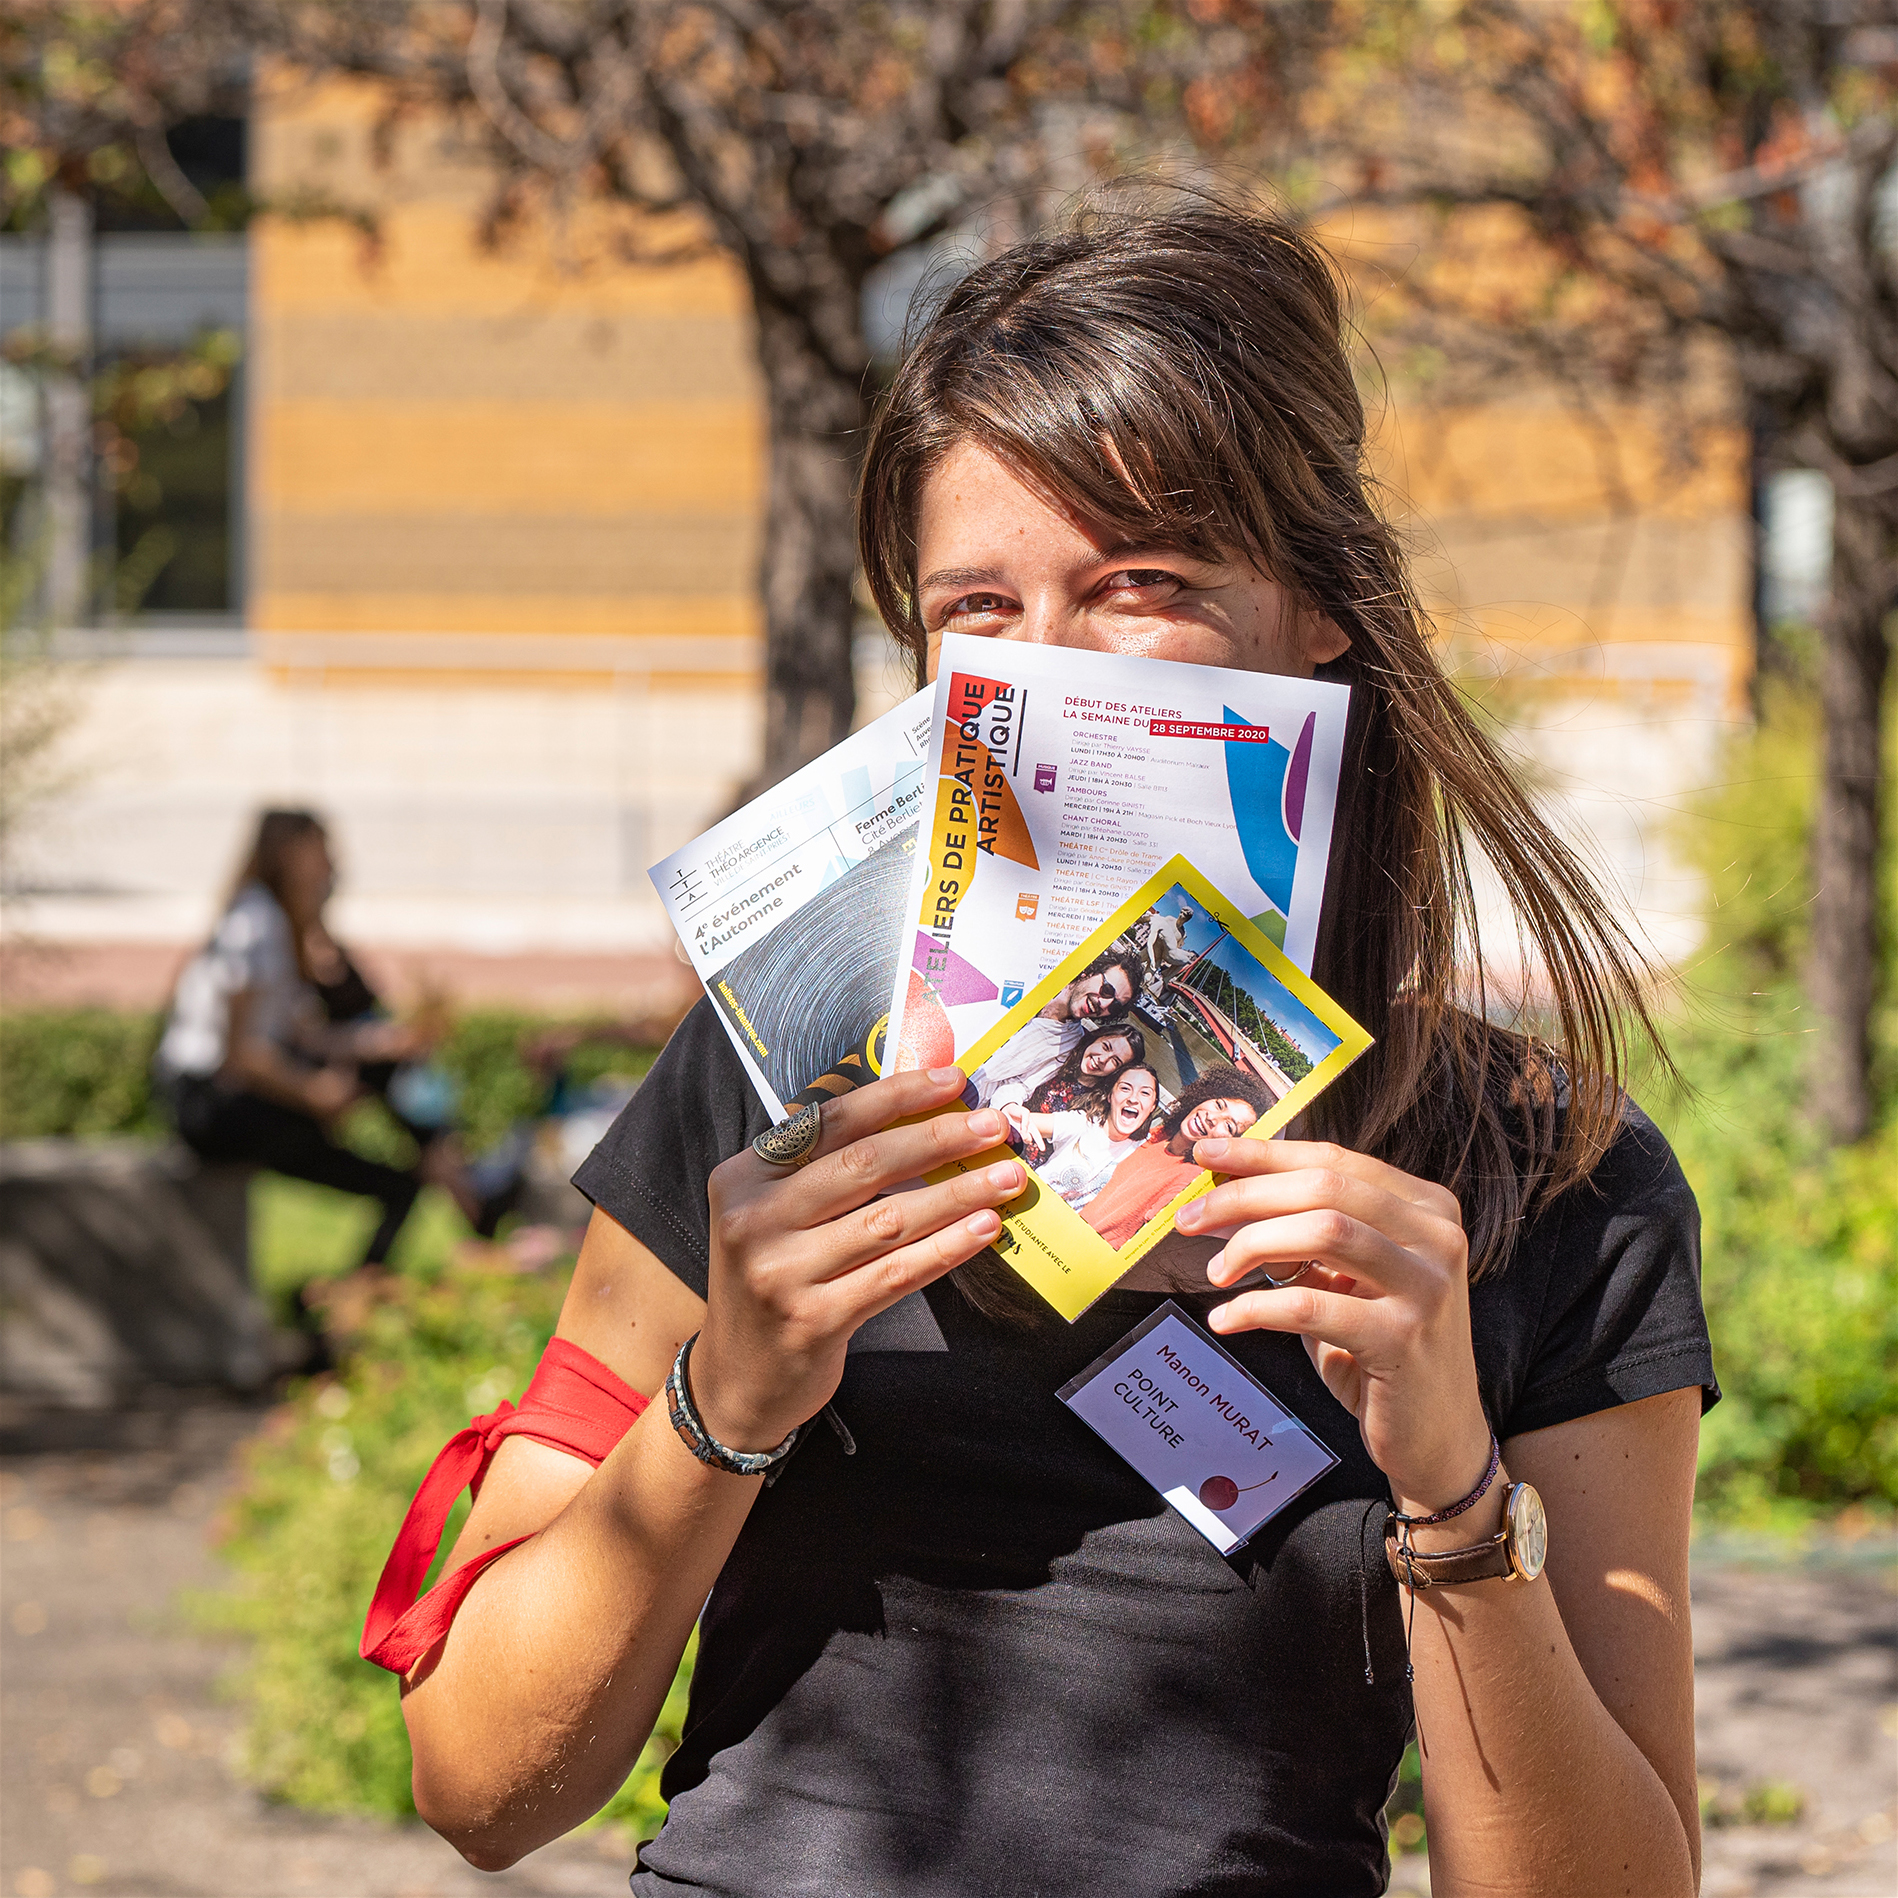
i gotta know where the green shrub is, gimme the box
[196,1244,689,1838]
[1672,1098,1898,1519]
[1650,679,1898,1524]
[0,1005,656,1154]
[0,1006,166,1137]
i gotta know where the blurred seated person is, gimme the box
[153,809,504,1272]
[301,897,465,1154]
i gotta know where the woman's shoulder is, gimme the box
[1487,1094,1700,1286]
[1553,1096,1697,1238]
[571,998,772,1295]
[214,882,292,955]
[1474,1095,1715,1439]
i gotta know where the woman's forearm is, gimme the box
[401,1401,761,1869]
[1405,1483,1696,1897]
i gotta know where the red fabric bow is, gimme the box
[360,1336,649,1675]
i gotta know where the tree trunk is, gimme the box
[1806,489,1892,1143]
[746,296,869,796]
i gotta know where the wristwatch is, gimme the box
[1385,1481,1548,1587]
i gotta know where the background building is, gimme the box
[2,73,1778,1013]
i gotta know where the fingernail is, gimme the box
[1204,1248,1226,1280]
[1196,1137,1228,1163]
[1207,1302,1231,1331]
[967,1108,1002,1139]
[929,1066,963,1086]
[987,1161,1022,1190]
[967,1209,1000,1235]
[1176,1202,1202,1231]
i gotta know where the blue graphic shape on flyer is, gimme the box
[1222,706,1312,921]
[1058,1302,1339,1554]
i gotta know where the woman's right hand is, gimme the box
[689,1067,1021,1453]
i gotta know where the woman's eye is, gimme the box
[1101,569,1184,597]
[943,592,1013,621]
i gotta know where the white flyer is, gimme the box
[651,689,933,1117]
[884,636,1349,1074]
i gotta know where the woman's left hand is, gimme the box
[1173,1138,1491,1516]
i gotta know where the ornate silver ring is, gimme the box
[752,1101,824,1170]
[1262,1259,1316,1289]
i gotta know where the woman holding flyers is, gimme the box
[1082,1066,1277,1249]
[376,201,1713,1898]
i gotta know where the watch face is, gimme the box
[1507,1483,1548,1581]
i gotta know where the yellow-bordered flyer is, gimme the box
[923,855,1372,1320]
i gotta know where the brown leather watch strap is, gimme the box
[1384,1522,1513,1587]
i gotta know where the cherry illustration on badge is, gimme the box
[1199,1471,1278,1512]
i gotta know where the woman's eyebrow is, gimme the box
[1094,541,1209,568]
[918,565,1008,592]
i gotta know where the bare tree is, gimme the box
[1251,0,1897,1142]
[238,0,1294,793]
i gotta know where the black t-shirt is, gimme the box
[574,1000,1718,1898]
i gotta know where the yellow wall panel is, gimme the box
[1373,405,1747,523]
[1415,511,1751,626]
[254,512,754,596]
[251,594,759,639]
[259,402,761,513]
[253,207,748,318]
[1455,604,1745,650]
[258,312,758,404]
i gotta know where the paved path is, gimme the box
[3,1402,1893,1898]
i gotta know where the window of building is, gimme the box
[0,111,248,629]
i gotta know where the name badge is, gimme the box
[1058,1301,1339,1554]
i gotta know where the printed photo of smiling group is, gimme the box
[966,866,1372,1260]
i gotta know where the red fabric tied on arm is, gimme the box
[359,1336,649,1675]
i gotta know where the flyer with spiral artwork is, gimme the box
[650,689,932,1118]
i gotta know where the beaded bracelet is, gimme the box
[1387,1432,1501,1529]
[665,1333,800,1477]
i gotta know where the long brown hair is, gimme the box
[228,807,326,981]
[859,200,1667,1280]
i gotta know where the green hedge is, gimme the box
[0,1007,168,1138]
[0,1006,655,1155]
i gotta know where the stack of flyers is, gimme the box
[882,633,1352,1071]
[649,638,1373,1321]
[650,690,932,1118]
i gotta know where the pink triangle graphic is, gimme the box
[911,932,1000,1007]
